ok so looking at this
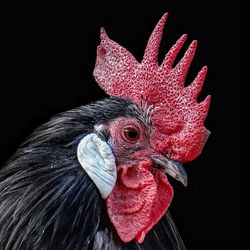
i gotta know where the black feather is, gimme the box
[0,97,185,249]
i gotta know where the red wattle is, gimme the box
[106,161,173,243]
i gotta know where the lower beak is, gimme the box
[150,155,188,186]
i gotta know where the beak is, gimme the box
[150,155,188,186]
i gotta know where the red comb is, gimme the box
[93,13,211,162]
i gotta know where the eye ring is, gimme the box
[122,126,140,142]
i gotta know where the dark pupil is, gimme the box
[127,130,138,139]
[124,128,139,140]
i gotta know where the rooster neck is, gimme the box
[0,97,185,249]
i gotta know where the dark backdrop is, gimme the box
[1,1,241,249]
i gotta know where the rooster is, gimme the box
[0,13,210,249]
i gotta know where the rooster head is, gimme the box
[77,13,211,243]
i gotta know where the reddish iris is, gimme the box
[123,127,139,141]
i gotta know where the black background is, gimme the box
[1,1,241,249]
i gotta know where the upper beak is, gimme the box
[150,155,188,186]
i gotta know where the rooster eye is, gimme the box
[123,127,140,141]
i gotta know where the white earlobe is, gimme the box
[77,133,117,199]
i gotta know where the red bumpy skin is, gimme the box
[106,160,173,243]
[93,13,211,162]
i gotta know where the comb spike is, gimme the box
[186,66,208,100]
[173,40,197,86]
[100,27,107,37]
[142,13,168,66]
[198,95,211,120]
[93,27,138,97]
[161,34,187,70]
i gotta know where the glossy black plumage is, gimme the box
[0,97,185,249]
